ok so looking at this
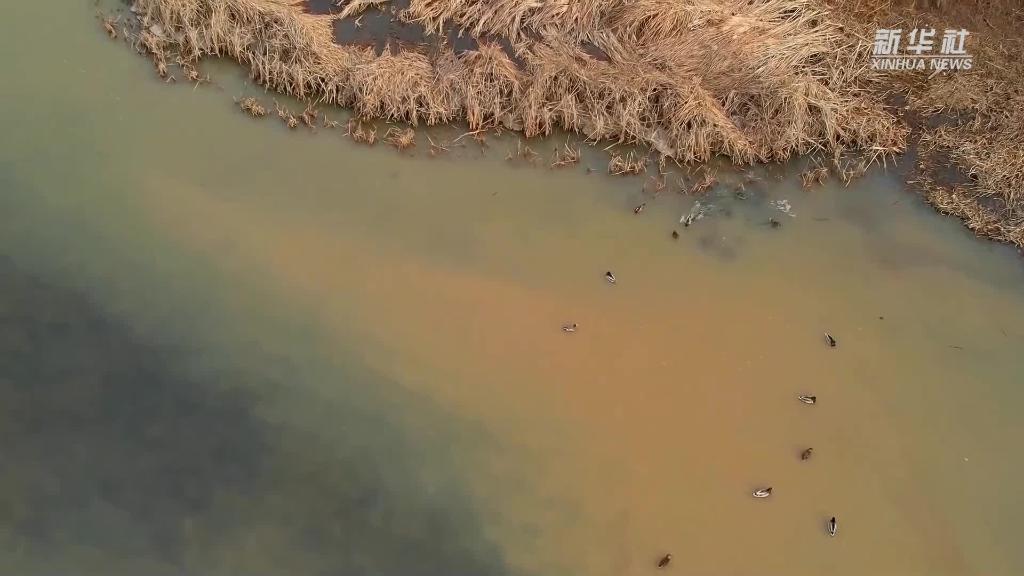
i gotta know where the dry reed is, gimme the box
[346,118,378,144]
[608,152,646,175]
[123,0,1024,246]
[127,0,903,166]
[385,126,417,149]
[550,141,580,168]
[829,0,1024,246]
[800,166,829,188]
[237,96,267,117]
[506,139,538,162]
[689,168,717,195]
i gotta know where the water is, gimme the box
[1,2,1023,575]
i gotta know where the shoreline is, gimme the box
[108,0,1022,251]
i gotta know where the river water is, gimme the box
[1,2,1023,575]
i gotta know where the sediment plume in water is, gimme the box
[127,0,905,165]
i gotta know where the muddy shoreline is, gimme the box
[106,0,1023,252]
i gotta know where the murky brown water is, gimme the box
[1,2,1023,575]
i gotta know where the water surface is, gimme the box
[1,2,1023,575]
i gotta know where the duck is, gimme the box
[605,271,617,284]
[671,230,679,239]
[769,217,781,228]
[798,395,817,405]
[801,447,814,460]
[561,323,578,333]
[827,516,837,537]
[824,332,837,347]
[752,487,773,498]
[634,202,646,214]
[657,554,672,568]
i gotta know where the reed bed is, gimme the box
[830,0,1024,246]
[124,0,1024,247]
[128,0,903,166]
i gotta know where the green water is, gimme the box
[1,2,1023,575]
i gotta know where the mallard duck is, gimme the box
[824,332,837,347]
[657,554,672,568]
[827,516,837,537]
[605,271,617,284]
[798,395,817,405]
[561,323,577,333]
[753,487,773,498]
[634,203,646,214]
[801,447,814,460]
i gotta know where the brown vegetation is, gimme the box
[608,152,646,176]
[829,0,1024,245]
[121,0,1024,247]
[346,118,378,144]
[689,168,718,195]
[800,166,829,188]
[127,0,903,164]
[550,141,581,168]
[237,96,267,117]
[385,126,417,149]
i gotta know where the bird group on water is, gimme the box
[563,275,841,570]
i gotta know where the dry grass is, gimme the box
[237,96,267,117]
[273,100,299,128]
[829,0,1024,245]
[127,0,904,166]
[689,168,718,195]
[550,141,580,168]
[102,15,119,39]
[506,139,539,162]
[385,126,417,149]
[346,118,378,144]
[125,0,1024,246]
[426,133,450,155]
[800,166,829,188]
[608,151,647,175]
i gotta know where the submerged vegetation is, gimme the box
[115,0,1024,248]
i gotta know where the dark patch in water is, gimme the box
[333,7,427,55]
[330,6,525,67]
[302,0,343,15]
[0,258,270,564]
[696,233,739,261]
[0,256,511,575]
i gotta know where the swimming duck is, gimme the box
[605,271,617,284]
[798,395,817,405]
[827,516,837,537]
[657,554,672,568]
[561,323,578,333]
[769,217,781,228]
[634,202,646,214]
[671,230,679,239]
[824,332,837,347]
[752,487,773,498]
[801,447,814,460]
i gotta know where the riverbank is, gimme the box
[829,0,1024,247]
[114,0,1022,248]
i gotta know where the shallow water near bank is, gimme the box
[1,2,1023,575]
